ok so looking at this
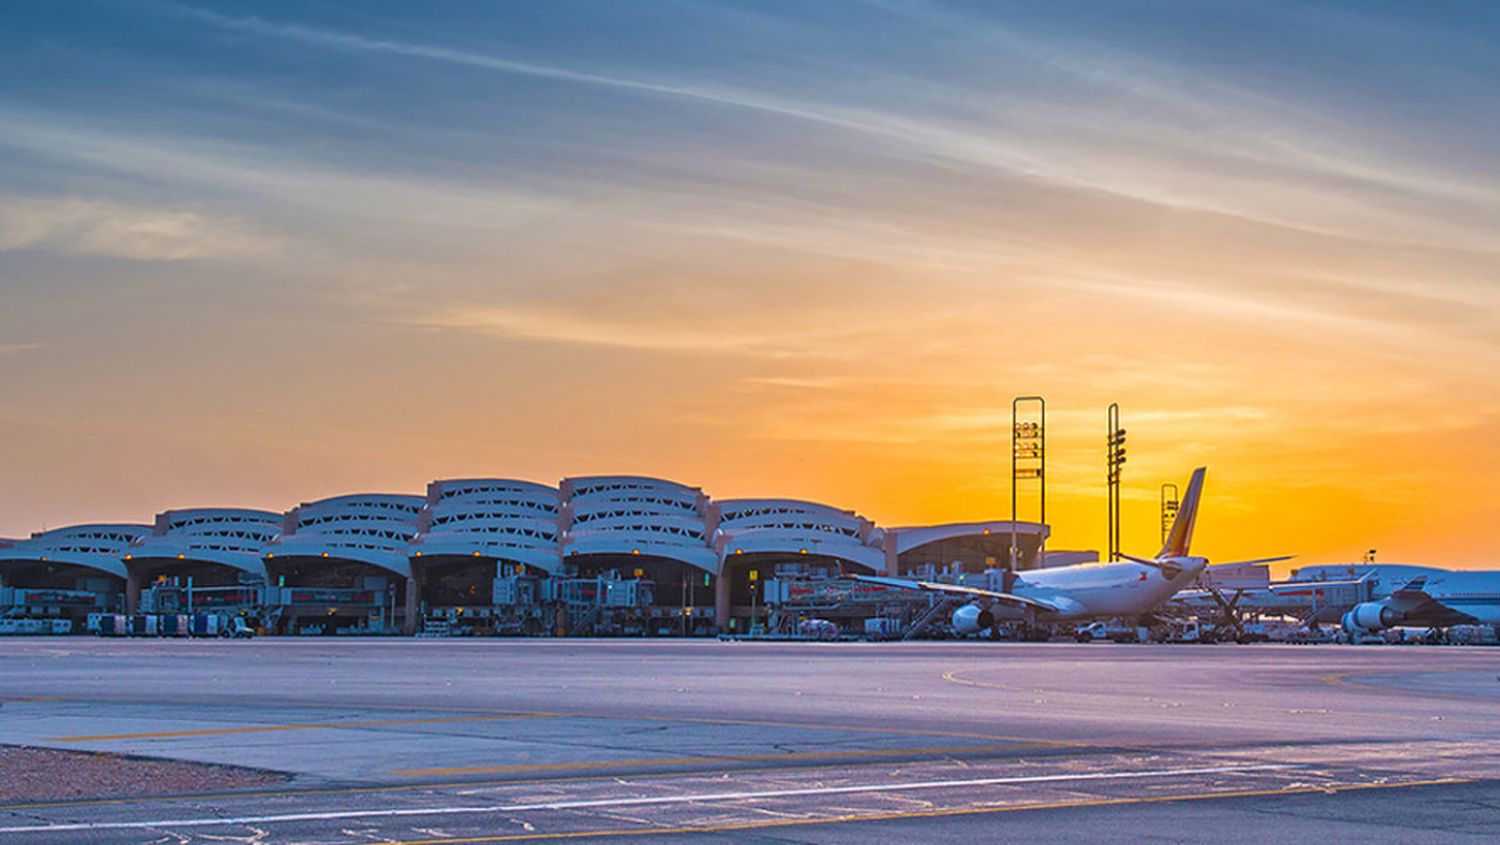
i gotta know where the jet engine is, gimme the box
[1342,601,1399,633]
[952,603,994,636]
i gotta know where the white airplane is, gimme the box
[857,468,1281,635]
[1336,570,1500,634]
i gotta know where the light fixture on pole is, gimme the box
[1011,396,1045,570]
[1107,403,1126,562]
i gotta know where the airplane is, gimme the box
[1246,563,1446,626]
[856,467,1284,637]
[1336,571,1500,635]
[1167,562,1499,639]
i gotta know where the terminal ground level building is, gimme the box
[0,559,124,624]
[1,476,1058,636]
[0,525,144,627]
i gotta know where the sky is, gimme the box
[1,1,1497,571]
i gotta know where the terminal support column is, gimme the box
[714,571,730,632]
[125,568,142,615]
[403,574,420,635]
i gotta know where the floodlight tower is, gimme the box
[1106,403,1126,562]
[1011,396,1045,570]
[1160,483,1180,546]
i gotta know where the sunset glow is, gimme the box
[2,2,1497,571]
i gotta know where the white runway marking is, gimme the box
[0,763,1292,834]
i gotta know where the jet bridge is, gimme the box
[760,563,1014,638]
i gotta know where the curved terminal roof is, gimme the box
[0,523,151,580]
[561,476,717,573]
[429,478,559,503]
[297,494,426,524]
[888,520,1048,555]
[265,494,424,577]
[564,475,704,502]
[124,508,280,578]
[717,498,858,523]
[413,479,563,574]
[715,498,884,572]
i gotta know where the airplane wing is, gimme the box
[1269,579,1368,594]
[852,575,1063,613]
[1386,576,1478,627]
[1214,556,1295,567]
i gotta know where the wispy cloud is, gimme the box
[876,0,1500,206]
[409,305,879,359]
[169,5,1500,251]
[0,112,555,235]
[0,195,274,261]
[168,6,906,135]
[738,375,865,392]
[0,343,45,356]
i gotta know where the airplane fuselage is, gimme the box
[1388,570,1500,626]
[1003,559,1203,621]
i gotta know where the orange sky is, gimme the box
[1,3,1497,573]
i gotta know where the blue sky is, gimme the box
[1,1,1498,565]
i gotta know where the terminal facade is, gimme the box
[0,475,1051,635]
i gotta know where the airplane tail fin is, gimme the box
[1393,576,1429,597]
[1156,467,1206,559]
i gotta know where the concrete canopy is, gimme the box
[265,494,424,579]
[124,508,282,579]
[0,524,151,581]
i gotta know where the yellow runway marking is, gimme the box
[941,669,1002,689]
[10,694,1062,745]
[569,708,1062,746]
[45,713,558,742]
[378,777,1475,844]
[1317,669,1498,703]
[0,744,1093,812]
[391,742,1056,777]
[939,669,1088,746]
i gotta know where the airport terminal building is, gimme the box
[0,475,1051,635]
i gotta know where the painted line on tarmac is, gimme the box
[433,763,1298,812]
[0,742,1111,811]
[0,763,1293,834]
[375,777,1477,844]
[1319,669,1500,703]
[392,742,1057,776]
[942,669,1005,689]
[506,707,1080,747]
[593,710,1081,746]
[45,713,559,742]
[9,694,1075,746]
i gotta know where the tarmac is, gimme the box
[0,638,1497,843]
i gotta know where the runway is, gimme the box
[0,639,1497,842]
